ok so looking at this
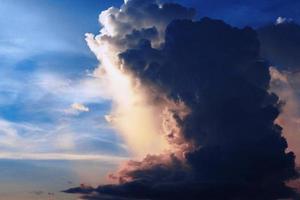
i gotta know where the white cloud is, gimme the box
[0,117,125,160]
[0,119,20,147]
[65,103,90,116]
[71,102,89,112]
[275,16,293,25]
[31,72,108,105]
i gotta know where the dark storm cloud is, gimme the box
[117,18,297,199]
[122,0,196,23]
[258,21,300,71]
[67,19,298,200]
[65,0,299,199]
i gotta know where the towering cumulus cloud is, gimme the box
[84,0,195,158]
[66,1,298,199]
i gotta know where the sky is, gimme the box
[0,0,300,199]
[164,0,300,26]
[0,0,126,199]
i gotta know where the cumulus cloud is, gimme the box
[83,0,195,158]
[65,0,298,199]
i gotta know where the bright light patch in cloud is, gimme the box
[270,67,300,164]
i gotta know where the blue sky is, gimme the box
[0,1,126,198]
[0,0,300,199]
[168,0,300,26]
[0,0,128,159]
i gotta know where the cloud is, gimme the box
[71,103,90,112]
[163,0,300,27]
[116,17,297,199]
[31,71,108,105]
[0,5,124,164]
[0,113,126,161]
[66,0,298,199]
[0,115,128,161]
[65,103,90,116]
[275,16,293,25]
[257,21,300,166]
[0,1,168,195]
[258,20,300,71]
[84,0,195,158]
[269,68,300,165]
[0,119,21,148]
